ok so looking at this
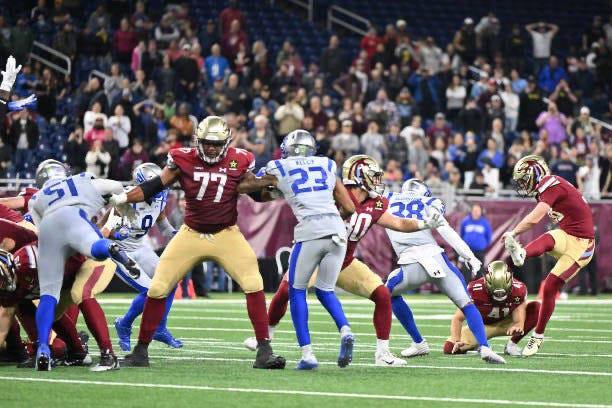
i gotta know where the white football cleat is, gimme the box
[504,234,526,267]
[375,350,407,366]
[243,337,258,351]
[400,340,430,358]
[504,341,521,356]
[522,335,544,357]
[479,346,506,364]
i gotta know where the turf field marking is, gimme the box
[1,376,609,408]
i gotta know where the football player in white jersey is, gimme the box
[105,163,182,351]
[384,179,506,364]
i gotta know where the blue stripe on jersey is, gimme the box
[79,209,102,238]
[275,160,285,176]
[441,253,468,293]
[387,192,394,200]
[426,197,437,206]
[287,241,303,287]
[327,158,333,171]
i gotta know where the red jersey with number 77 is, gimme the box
[342,190,389,269]
[468,277,527,324]
[167,147,255,233]
[535,175,594,239]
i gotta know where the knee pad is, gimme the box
[90,239,111,260]
[240,272,264,294]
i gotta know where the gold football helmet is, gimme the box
[0,248,17,292]
[195,116,232,164]
[512,155,550,197]
[342,154,385,197]
[484,261,513,302]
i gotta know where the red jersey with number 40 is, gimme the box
[342,191,389,269]
[468,277,527,324]
[167,147,255,233]
[536,175,594,239]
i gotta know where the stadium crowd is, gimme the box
[0,1,611,199]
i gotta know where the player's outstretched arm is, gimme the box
[333,178,355,217]
[236,173,278,194]
[510,201,550,237]
[112,167,179,205]
[377,210,445,232]
[0,196,26,211]
[507,302,526,336]
[0,306,16,346]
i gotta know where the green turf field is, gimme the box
[1,294,611,408]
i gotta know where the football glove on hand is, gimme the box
[502,231,517,247]
[1,55,21,92]
[418,211,445,230]
[112,226,130,241]
[466,256,482,278]
[103,207,123,231]
[8,94,37,111]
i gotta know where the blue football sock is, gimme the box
[122,292,146,327]
[391,296,423,343]
[289,287,310,347]
[90,239,112,260]
[36,295,57,347]
[315,288,349,331]
[158,286,177,330]
[463,303,489,347]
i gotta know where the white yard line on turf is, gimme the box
[0,377,608,408]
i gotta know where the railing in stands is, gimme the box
[89,69,111,85]
[327,5,371,37]
[29,41,71,76]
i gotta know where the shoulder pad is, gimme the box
[536,175,560,195]
[426,197,446,215]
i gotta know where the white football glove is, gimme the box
[108,192,137,221]
[503,231,518,248]
[1,55,22,92]
[417,211,446,230]
[102,207,123,231]
[466,256,482,278]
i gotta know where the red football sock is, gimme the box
[5,318,25,354]
[63,304,80,325]
[512,301,541,343]
[52,313,87,354]
[79,298,113,353]
[369,285,392,340]
[268,279,289,326]
[50,337,67,358]
[137,296,167,345]
[525,234,556,259]
[246,290,270,340]
[535,274,565,334]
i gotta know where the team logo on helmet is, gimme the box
[512,155,550,197]
[342,155,385,197]
[484,261,513,302]
[35,159,70,188]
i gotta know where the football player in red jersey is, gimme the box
[503,155,595,356]
[109,116,285,369]
[242,155,443,366]
[444,261,541,356]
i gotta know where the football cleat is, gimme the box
[109,243,141,279]
[243,336,258,352]
[18,355,60,369]
[114,317,132,352]
[90,349,120,372]
[78,330,90,353]
[479,346,506,364]
[253,339,286,369]
[504,341,522,357]
[522,335,544,357]
[337,334,354,368]
[64,352,93,366]
[503,233,526,267]
[375,350,407,366]
[401,340,430,358]
[121,344,150,367]
[295,358,319,370]
[35,344,51,371]
[153,328,183,348]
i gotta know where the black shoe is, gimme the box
[90,349,119,372]
[109,243,141,279]
[253,339,285,369]
[63,352,93,366]
[121,343,150,367]
[78,330,90,354]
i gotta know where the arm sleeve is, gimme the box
[437,223,476,260]
[91,178,125,196]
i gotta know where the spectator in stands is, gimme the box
[383,159,404,190]
[457,97,483,135]
[551,148,579,187]
[113,18,137,65]
[505,24,526,72]
[306,96,328,131]
[510,69,527,94]
[360,120,386,164]
[320,35,344,79]
[518,75,546,133]
[205,44,229,86]
[222,19,248,64]
[396,87,417,128]
[400,115,424,143]
[477,138,504,169]
[84,117,107,147]
[577,154,601,200]
[365,88,399,133]
[241,114,277,169]
[85,139,111,178]
[199,19,219,56]
[538,55,568,94]
[119,138,148,179]
[483,95,505,132]
[109,104,131,151]
[333,66,363,103]
[549,79,577,117]
[417,37,443,74]
[170,103,195,140]
[86,5,109,33]
[84,101,108,134]
[569,106,596,139]
[469,171,494,194]
[174,43,199,100]
[332,119,360,158]
[408,135,428,176]
[219,0,245,35]
[426,113,452,147]
[487,118,506,150]
[360,26,381,59]
[475,12,501,61]
[583,16,605,51]
[6,109,38,170]
[460,203,492,279]
[525,21,559,74]
[155,15,179,50]
[536,101,568,145]
[598,143,612,197]
[131,1,153,37]
[500,80,520,132]
[9,17,33,65]
[53,22,77,61]
[453,17,477,64]
[446,74,466,121]
[408,67,441,119]
[274,92,304,137]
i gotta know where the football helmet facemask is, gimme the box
[484,261,513,302]
[512,154,550,197]
[195,116,232,164]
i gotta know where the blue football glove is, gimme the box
[112,226,130,241]
[23,213,34,224]
[8,94,37,111]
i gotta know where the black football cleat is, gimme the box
[63,351,93,367]
[90,349,120,372]
[109,243,141,279]
[121,343,150,367]
[78,330,90,353]
[253,339,286,369]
